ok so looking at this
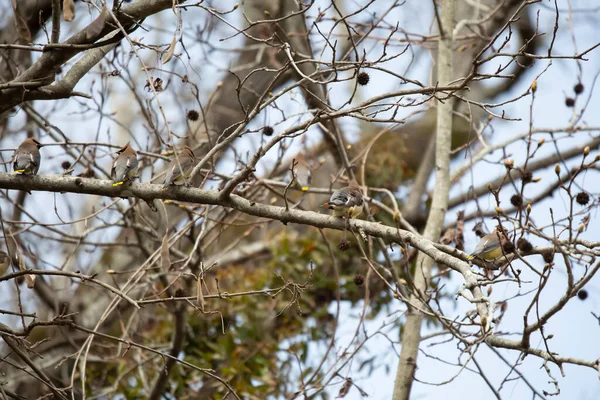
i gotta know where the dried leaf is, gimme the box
[455,211,465,251]
[440,228,454,245]
[17,254,35,289]
[337,378,352,398]
[25,274,36,289]
[163,36,177,64]
[196,277,204,311]
[63,0,75,22]
[85,5,107,41]
[10,0,32,41]
[161,234,171,271]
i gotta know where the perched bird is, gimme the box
[327,180,364,219]
[293,153,312,192]
[467,230,510,260]
[0,250,10,276]
[162,146,196,189]
[111,142,138,187]
[13,137,42,175]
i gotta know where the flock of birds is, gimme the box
[0,136,504,277]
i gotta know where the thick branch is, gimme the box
[393,0,455,398]
[0,0,184,113]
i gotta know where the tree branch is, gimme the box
[393,0,455,398]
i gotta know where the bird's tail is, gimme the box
[14,170,25,174]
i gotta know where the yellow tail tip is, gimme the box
[301,186,309,192]
[14,170,25,174]
[161,187,169,191]
[113,182,124,187]
[466,255,474,260]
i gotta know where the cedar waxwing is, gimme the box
[0,250,10,276]
[293,153,312,192]
[111,142,138,187]
[13,137,42,175]
[326,180,364,219]
[162,146,196,189]
[467,230,510,260]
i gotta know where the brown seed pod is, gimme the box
[353,274,365,286]
[187,110,200,121]
[357,71,370,86]
[576,192,590,206]
[517,238,533,253]
[338,240,350,251]
[263,126,274,136]
[565,97,575,107]
[510,194,523,208]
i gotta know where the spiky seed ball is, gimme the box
[61,161,71,170]
[357,71,370,86]
[576,192,590,206]
[187,110,199,121]
[338,239,350,251]
[521,170,533,183]
[574,83,584,94]
[80,168,96,178]
[565,97,575,107]
[517,238,533,253]
[503,240,515,253]
[263,126,274,136]
[543,251,554,264]
[354,274,365,286]
[577,289,588,300]
[510,194,523,208]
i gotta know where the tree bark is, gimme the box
[392,0,455,398]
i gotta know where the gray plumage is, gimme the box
[468,231,509,260]
[111,142,138,186]
[163,146,196,189]
[13,137,42,175]
[328,181,364,218]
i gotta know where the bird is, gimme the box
[13,137,42,175]
[162,146,196,189]
[0,250,10,276]
[326,180,364,219]
[467,229,510,260]
[111,142,138,187]
[293,153,312,192]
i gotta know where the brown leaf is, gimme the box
[440,228,454,245]
[336,377,352,398]
[163,36,177,64]
[10,0,32,41]
[196,277,204,311]
[85,5,107,41]
[17,253,35,289]
[63,0,75,22]
[161,234,171,271]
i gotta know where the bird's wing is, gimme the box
[329,191,349,206]
[473,238,500,255]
